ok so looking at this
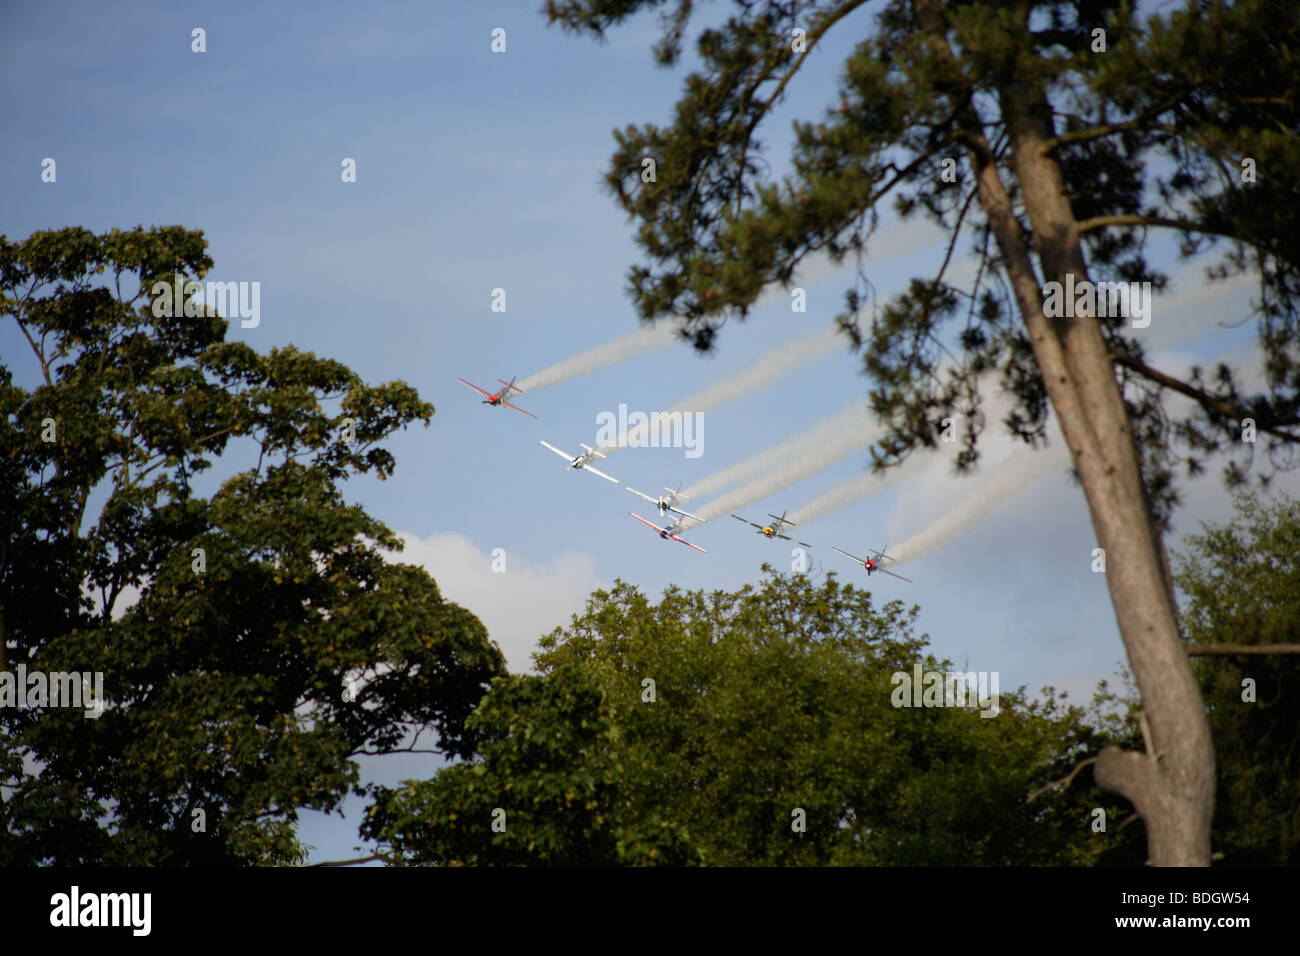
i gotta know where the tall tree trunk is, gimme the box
[999,86,1215,866]
[912,0,1215,864]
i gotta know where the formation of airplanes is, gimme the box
[455,372,914,581]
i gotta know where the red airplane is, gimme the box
[456,376,536,419]
[832,545,913,583]
[629,512,707,553]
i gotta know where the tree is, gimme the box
[541,0,1300,864]
[0,226,504,864]
[361,663,703,866]
[1174,492,1300,863]
[365,569,1141,865]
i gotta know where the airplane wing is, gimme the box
[669,533,707,553]
[630,513,706,552]
[629,512,663,531]
[458,378,495,400]
[582,463,620,484]
[877,566,913,583]
[626,486,660,505]
[776,533,814,548]
[500,400,537,420]
[539,440,573,461]
[865,547,910,576]
[731,514,766,531]
[667,505,705,522]
[833,547,865,563]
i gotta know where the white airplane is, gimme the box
[629,512,707,553]
[832,545,913,583]
[731,508,812,548]
[625,482,703,522]
[539,440,619,483]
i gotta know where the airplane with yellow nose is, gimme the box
[731,508,812,548]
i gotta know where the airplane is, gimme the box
[832,545,913,583]
[629,512,707,553]
[456,376,536,419]
[731,509,813,548]
[625,482,703,522]
[539,440,619,483]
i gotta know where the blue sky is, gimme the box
[3,0,1292,864]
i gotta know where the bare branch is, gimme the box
[1039,88,1194,155]
[1109,349,1300,443]
[1185,643,1300,656]
[1027,755,1098,802]
[310,851,396,867]
[1075,214,1238,241]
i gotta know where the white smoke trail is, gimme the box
[601,322,843,455]
[888,446,1067,566]
[782,308,1224,535]
[516,322,682,393]
[781,371,1007,527]
[687,413,887,524]
[787,447,944,527]
[682,402,871,501]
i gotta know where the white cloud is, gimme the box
[387,532,602,673]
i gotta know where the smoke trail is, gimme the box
[782,310,1233,534]
[516,322,682,393]
[786,449,941,527]
[888,447,1066,565]
[784,376,1037,528]
[683,402,871,501]
[686,414,887,524]
[601,322,844,455]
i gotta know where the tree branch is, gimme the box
[1075,214,1238,241]
[1039,88,1194,155]
[1027,755,1097,802]
[1185,643,1300,656]
[1109,349,1300,443]
[743,0,870,139]
[310,851,396,867]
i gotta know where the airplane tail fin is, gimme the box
[498,377,523,392]
[581,443,605,458]
[665,485,690,500]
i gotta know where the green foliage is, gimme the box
[1174,491,1300,863]
[543,0,1300,518]
[362,664,700,866]
[366,568,1142,865]
[0,226,505,864]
